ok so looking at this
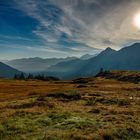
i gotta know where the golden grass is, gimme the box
[0,77,140,140]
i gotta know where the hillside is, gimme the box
[0,62,21,78]
[0,72,140,139]
[96,70,140,83]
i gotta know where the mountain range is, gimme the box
[80,54,98,60]
[81,43,140,74]
[5,57,77,73]
[0,43,140,79]
[44,43,140,79]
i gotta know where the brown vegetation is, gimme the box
[96,70,140,83]
[0,72,140,140]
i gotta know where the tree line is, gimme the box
[14,73,60,81]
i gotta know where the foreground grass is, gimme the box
[0,76,140,140]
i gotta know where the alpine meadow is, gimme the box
[0,0,140,140]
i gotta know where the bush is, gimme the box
[73,78,88,84]
[89,108,100,114]
[47,92,81,101]
[118,99,130,106]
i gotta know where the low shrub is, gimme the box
[47,92,81,101]
[73,78,88,84]
[89,108,100,114]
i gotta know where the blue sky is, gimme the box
[0,0,140,59]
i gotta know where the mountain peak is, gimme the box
[105,47,115,51]
[98,47,116,56]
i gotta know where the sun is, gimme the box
[134,12,140,29]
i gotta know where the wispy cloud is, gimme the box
[13,0,140,52]
[0,34,33,41]
[13,0,98,53]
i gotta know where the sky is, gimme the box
[0,0,140,59]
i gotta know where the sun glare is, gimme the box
[134,12,140,29]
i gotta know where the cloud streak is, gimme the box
[13,0,140,51]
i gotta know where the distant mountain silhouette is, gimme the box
[6,57,77,73]
[44,43,140,79]
[78,47,116,76]
[80,43,140,76]
[44,59,85,79]
[80,54,98,60]
[4,43,140,79]
[0,62,21,78]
